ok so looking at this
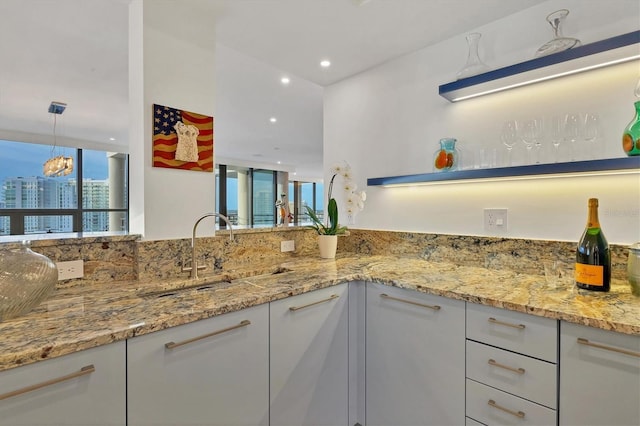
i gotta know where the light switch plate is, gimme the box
[484,208,508,232]
[281,240,295,252]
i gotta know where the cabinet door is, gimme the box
[127,303,269,426]
[560,321,640,426]
[0,341,125,426]
[366,283,465,426]
[270,283,349,426]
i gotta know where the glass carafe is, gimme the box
[433,138,461,172]
[535,9,581,58]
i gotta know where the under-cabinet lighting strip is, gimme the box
[367,158,640,187]
[374,169,638,187]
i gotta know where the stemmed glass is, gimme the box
[520,118,542,164]
[548,115,563,162]
[500,120,518,166]
[563,113,581,161]
[582,113,600,159]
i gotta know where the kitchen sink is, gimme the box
[139,265,293,299]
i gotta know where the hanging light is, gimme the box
[43,101,73,177]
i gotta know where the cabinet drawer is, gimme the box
[0,341,125,426]
[466,340,557,409]
[467,303,557,362]
[466,379,556,426]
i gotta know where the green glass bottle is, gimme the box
[575,198,611,292]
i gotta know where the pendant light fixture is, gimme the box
[43,101,74,177]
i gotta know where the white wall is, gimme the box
[129,0,217,241]
[324,0,640,244]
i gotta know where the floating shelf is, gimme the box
[367,157,640,187]
[439,31,640,102]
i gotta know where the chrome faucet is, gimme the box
[182,213,234,279]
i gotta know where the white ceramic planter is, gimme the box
[318,235,338,259]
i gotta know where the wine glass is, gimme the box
[500,120,518,166]
[582,113,600,159]
[520,118,542,164]
[563,113,581,161]
[548,115,563,162]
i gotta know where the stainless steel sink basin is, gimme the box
[139,265,293,299]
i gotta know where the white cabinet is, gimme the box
[127,303,269,426]
[366,282,466,426]
[465,303,558,426]
[0,341,125,426]
[559,321,640,426]
[270,283,349,426]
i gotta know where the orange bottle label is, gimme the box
[575,263,604,286]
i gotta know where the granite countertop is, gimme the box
[1,255,638,372]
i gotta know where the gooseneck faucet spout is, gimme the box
[183,213,234,279]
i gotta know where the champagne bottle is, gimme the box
[575,198,611,291]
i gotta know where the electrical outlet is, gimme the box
[280,240,295,252]
[484,208,508,232]
[57,260,84,280]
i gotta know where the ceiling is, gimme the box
[0,0,544,181]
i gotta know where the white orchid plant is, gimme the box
[305,162,366,235]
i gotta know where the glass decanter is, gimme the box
[456,33,490,80]
[535,9,581,58]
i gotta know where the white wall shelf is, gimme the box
[367,157,640,187]
[439,31,640,102]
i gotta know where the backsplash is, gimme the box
[342,230,630,280]
[1,228,631,287]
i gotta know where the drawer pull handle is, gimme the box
[289,294,339,311]
[0,364,95,401]
[488,399,525,419]
[577,337,640,358]
[165,320,251,350]
[488,358,526,374]
[488,317,526,330]
[380,293,441,311]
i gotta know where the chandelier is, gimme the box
[43,101,74,177]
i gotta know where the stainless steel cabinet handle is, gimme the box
[380,293,441,311]
[577,337,640,358]
[488,399,525,419]
[0,364,95,401]
[289,294,339,311]
[488,358,526,374]
[488,317,526,329]
[165,320,251,350]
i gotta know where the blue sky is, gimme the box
[1,140,109,181]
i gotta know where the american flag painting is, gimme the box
[152,104,214,172]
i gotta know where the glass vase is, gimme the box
[433,138,461,172]
[0,241,58,322]
[622,100,640,156]
[535,9,581,58]
[456,33,489,80]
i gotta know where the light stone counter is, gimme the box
[1,255,638,372]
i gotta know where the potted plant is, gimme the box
[305,162,366,258]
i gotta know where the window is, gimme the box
[216,163,323,228]
[0,140,128,235]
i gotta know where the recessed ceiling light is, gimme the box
[277,161,282,164]
[320,60,331,68]
[281,76,290,85]
[270,117,277,123]
[109,137,115,141]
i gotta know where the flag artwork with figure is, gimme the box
[152,104,214,172]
